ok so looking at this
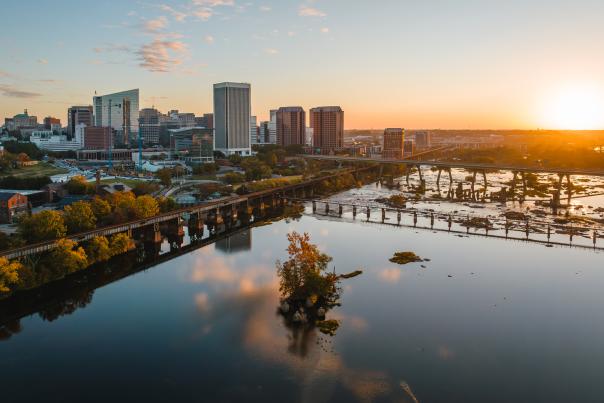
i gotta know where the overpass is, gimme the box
[300,154,604,177]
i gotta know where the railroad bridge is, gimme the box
[0,166,377,260]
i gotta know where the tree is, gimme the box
[157,196,178,213]
[241,157,272,181]
[228,154,242,165]
[156,168,173,187]
[285,144,304,156]
[0,257,23,294]
[63,201,97,233]
[18,210,66,243]
[49,239,88,274]
[16,152,30,163]
[90,196,112,223]
[276,232,334,301]
[108,191,137,221]
[109,233,135,256]
[134,195,159,218]
[65,175,92,195]
[132,182,160,196]
[223,171,245,185]
[85,236,111,264]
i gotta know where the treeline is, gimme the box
[0,176,52,189]
[0,186,180,297]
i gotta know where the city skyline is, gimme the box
[2,1,604,130]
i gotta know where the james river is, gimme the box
[2,181,604,402]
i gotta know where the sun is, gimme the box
[540,85,604,130]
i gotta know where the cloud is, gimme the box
[264,48,278,55]
[193,8,213,20]
[37,58,48,64]
[0,70,13,78]
[193,0,234,6]
[0,85,42,99]
[320,27,329,33]
[160,4,187,21]
[191,0,235,20]
[260,5,271,12]
[379,268,402,283]
[37,79,62,83]
[143,16,168,32]
[136,39,188,72]
[204,35,215,44]
[299,5,326,17]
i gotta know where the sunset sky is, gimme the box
[2,0,604,129]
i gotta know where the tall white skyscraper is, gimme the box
[213,82,251,156]
[93,88,139,147]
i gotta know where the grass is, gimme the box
[100,178,155,188]
[0,162,68,178]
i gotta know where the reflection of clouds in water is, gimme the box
[188,249,413,402]
[320,228,329,237]
[379,268,402,283]
[438,345,456,360]
[195,292,211,312]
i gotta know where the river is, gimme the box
[1,189,604,402]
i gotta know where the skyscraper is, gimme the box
[276,107,306,147]
[382,128,405,159]
[213,82,251,156]
[138,108,161,145]
[309,106,344,151]
[68,106,93,136]
[93,89,139,147]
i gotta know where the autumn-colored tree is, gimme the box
[134,195,159,219]
[241,157,272,181]
[18,210,66,243]
[276,232,334,300]
[49,239,88,274]
[0,257,23,293]
[109,233,135,256]
[63,201,97,234]
[16,152,30,163]
[108,191,137,221]
[85,236,111,264]
[90,196,112,223]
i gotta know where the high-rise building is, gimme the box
[382,128,405,159]
[403,139,415,157]
[309,106,344,151]
[257,121,271,144]
[268,109,277,144]
[93,89,139,147]
[276,107,306,147]
[84,126,113,150]
[138,108,161,145]
[250,116,258,144]
[68,106,93,136]
[213,82,251,156]
[413,131,431,149]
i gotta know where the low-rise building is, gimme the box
[170,127,214,164]
[0,192,29,223]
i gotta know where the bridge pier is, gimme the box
[382,208,386,222]
[188,213,205,241]
[166,218,184,251]
[353,205,357,219]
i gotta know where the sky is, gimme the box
[1,0,604,130]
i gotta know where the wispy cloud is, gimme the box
[259,5,271,12]
[264,48,278,55]
[204,35,215,44]
[136,39,188,72]
[37,58,49,64]
[320,27,329,33]
[0,85,42,99]
[191,0,235,21]
[299,5,326,17]
[160,4,187,21]
[143,16,168,32]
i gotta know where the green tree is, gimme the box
[109,233,135,256]
[50,239,88,274]
[65,175,92,195]
[0,257,23,294]
[223,171,245,185]
[18,210,66,243]
[134,195,159,218]
[63,201,97,233]
[85,236,111,264]
[241,157,272,181]
[228,154,242,165]
[157,196,178,213]
[156,168,173,187]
